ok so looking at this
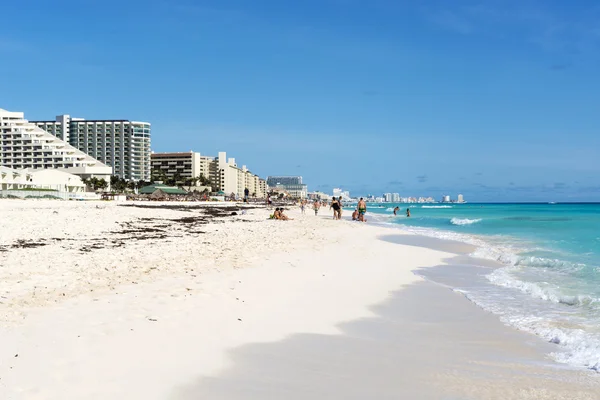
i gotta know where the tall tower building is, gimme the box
[33,114,151,181]
[0,108,111,179]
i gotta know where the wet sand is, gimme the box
[172,278,598,400]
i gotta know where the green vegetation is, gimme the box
[109,176,149,193]
[150,170,212,189]
[82,177,108,191]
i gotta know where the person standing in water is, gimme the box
[357,198,367,222]
[406,208,411,217]
[393,206,399,216]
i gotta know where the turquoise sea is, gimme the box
[364,203,600,371]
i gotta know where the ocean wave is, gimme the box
[515,256,587,272]
[471,247,588,274]
[487,302,600,370]
[450,217,482,226]
[373,213,600,370]
[458,283,600,370]
[421,205,453,208]
[487,268,599,307]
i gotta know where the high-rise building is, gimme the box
[457,194,465,203]
[150,151,209,182]
[150,150,266,198]
[0,108,112,180]
[333,188,352,201]
[442,195,451,203]
[32,114,151,181]
[392,193,401,202]
[212,152,266,198]
[384,193,393,202]
[267,176,302,186]
[267,176,307,198]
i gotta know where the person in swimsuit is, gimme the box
[337,196,343,219]
[313,200,320,215]
[393,206,399,216]
[406,208,411,217]
[357,198,367,222]
[330,197,340,220]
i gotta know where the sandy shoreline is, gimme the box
[0,200,598,399]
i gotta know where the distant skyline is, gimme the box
[1,0,600,201]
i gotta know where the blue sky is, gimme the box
[1,0,599,201]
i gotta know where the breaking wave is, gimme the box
[450,217,482,226]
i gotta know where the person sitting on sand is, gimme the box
[352,208,358,221]
[278,208,293,221]
[272,208,281,219]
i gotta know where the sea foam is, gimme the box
[450,217,482,226]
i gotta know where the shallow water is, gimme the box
[366,203,600,371]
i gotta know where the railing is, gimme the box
[0,190,101,200]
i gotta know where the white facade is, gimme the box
[211,152,267,198]
[443,195,451,203]
[148,149,266,198]
[392,193,401,202]
[33,114,151,181]
[199,155,216,182]
[0,109,112,180]
[384,193,393,202]
[333,188,351,201]
[457,194,465,203]
[1,166,85,192]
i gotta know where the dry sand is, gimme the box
[0,200,598,399]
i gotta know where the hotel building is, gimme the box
[151,150,267,198]
[32,114,151,181]
[0,108,112,180]
[215,152,266,198]
[150,151,215,182]
[267,176,308,199]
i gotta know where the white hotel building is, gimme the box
[0,108,112,180]
[32,114,151,181]
[151,151,267,198]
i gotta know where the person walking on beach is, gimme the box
[337,196,344,220]
[357,197,367,222]
[266,194,272,209]
[244,187,250,203]
[300,199,306,214]
[393,206,399,216]
[330,197,341,220]
[313,199,320,215]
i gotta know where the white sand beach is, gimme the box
[0,200,598,399]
